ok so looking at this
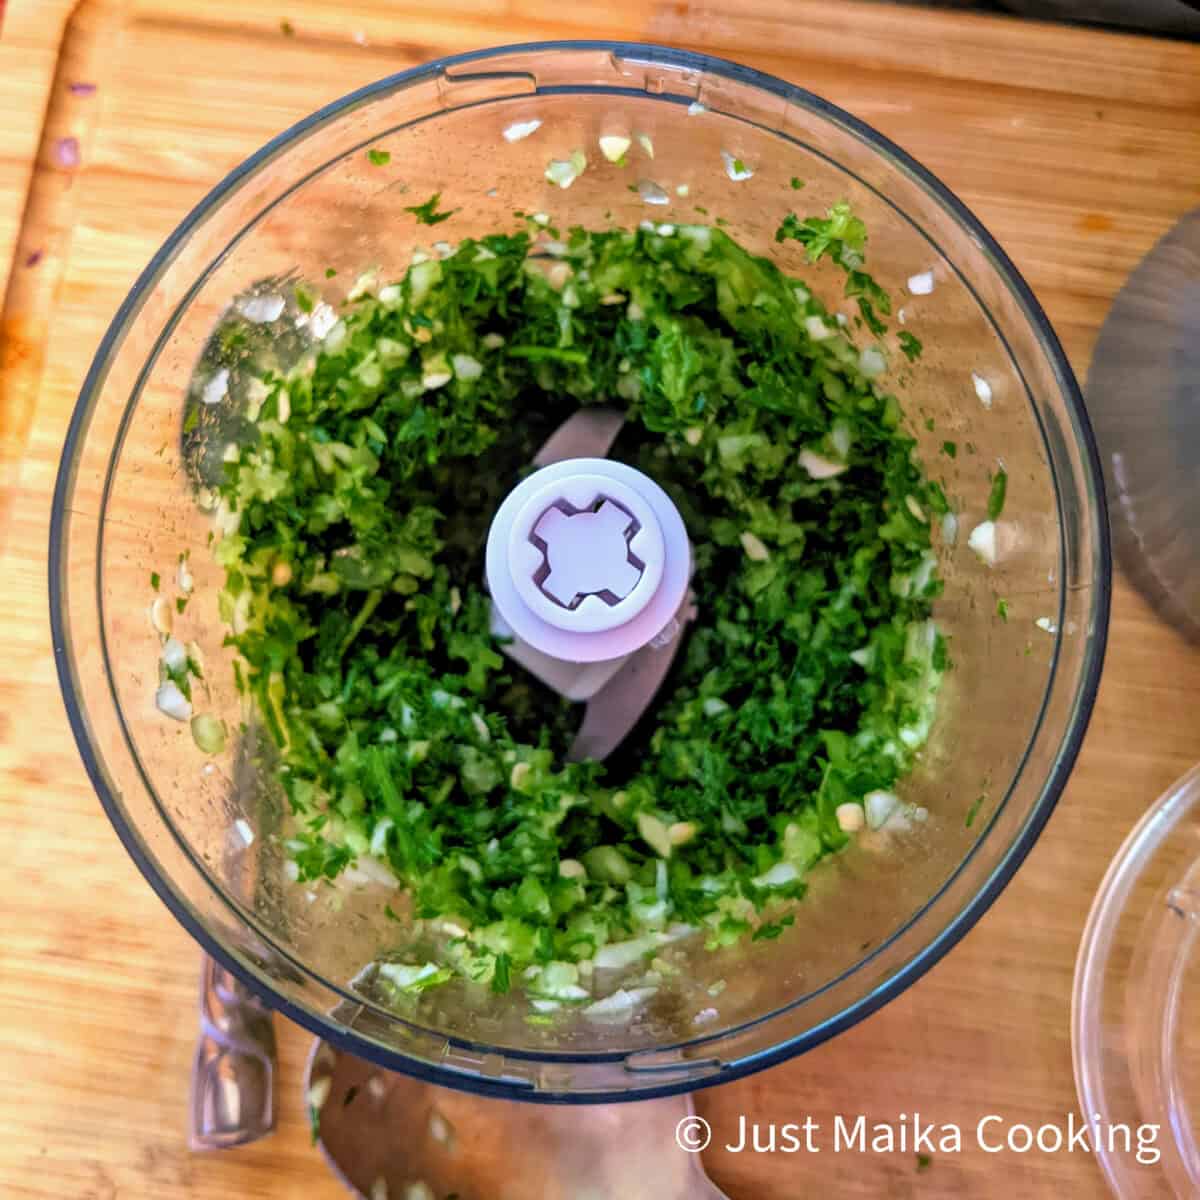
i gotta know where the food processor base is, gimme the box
[303,1040,728,1200]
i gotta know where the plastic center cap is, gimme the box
[486,458,689,663]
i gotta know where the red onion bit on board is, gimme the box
[68,81,97,96]
[53,137,81,170]
[24,249,44,269]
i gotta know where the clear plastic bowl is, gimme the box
[51,42,1110,1101]
[1074,764,1200,1197]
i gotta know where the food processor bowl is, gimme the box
[50,42,1110,1101]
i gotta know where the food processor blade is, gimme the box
[489,408,695,762]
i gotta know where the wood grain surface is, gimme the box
[1,1,1199,1197]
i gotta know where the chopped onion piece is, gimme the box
[307,1076,332,1111]
[858,346,887,377]
[428,1110,454,1146]
[234,817,254,845]
[1035,616,1058,634]
[637,179,669,205]
[582,986,657,1023]
[598,133,631,162]
[967,520,997,566]
[558,858,586,879]
[907,271,934,296]
[545,149,587,189]
[804,315,832,341]
[720,150,753,181]
[905,495,927,523]
[799,449,848,479]
[973,372,993,408]
[150,595,173,635]
[502,118,542,142]
[451,353,483,381]
[941,511,959,546]
[675,183,690,196]
[369,817,393,858]
[837,803,865,833]
[201,368,229,406]
[739,531,770,562]
[237,294,285,324]
[636,133,654,159]
[864,790,899,830]
[753,861,799,888]
[594,935,659,970]
[482,332,505,349]
[687,101,707,116]
[161,636,188,673]
[683,426,703,447]
[156,681,192,721]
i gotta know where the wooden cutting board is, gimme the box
[1,1,1198,1196]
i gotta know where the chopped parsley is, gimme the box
[213,213,945,1005]
[403,191,456,225]
[366,148,390,167]
[966,795,986,828]
[790,176,805,190]
[987,467,1008,520]
[150,571,160,591]
[941,440,957,459]
[916,1153,932,1171]
[996,598,1009,622]
[897,331,923,362]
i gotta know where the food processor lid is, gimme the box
[485,457,690,664]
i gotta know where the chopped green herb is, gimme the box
[308,1104,320,1145]
[897,331,923,362]
[789,176,805,190]
[175,596,188,614]
[965,795,986,828]
[941,440,957,459]
[366,148,390,167]
[294,285,314,314]
[213,213,946,1005]
[491,952,511,994]
[403,191,457,225]
[182,405,199,434]
[917,1153,932,1171]
[150,572,160,591]
[924,417,935,432]
[324,267,337,279]
[996,598,1009,622]
[752,915,796,941]
[987,467,1008,521]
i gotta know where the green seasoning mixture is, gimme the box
[213,213,945,1010]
